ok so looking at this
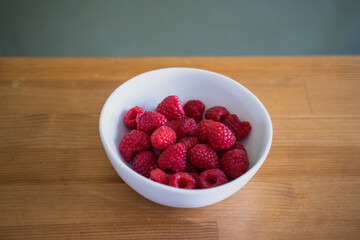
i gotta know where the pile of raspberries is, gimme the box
[119,95,251,189]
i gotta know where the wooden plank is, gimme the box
[0,57,359,239]
[0,181,358,239]
[0,114,100,148]
[0,77,311,115]
[272,117,360,146]
[0,222,218,240]
[0,146,359,185]
[0,147,120,184]
[1,57,359,82]
[256,145,360,180]
[0,80,117,114]
[1,114,359,149]
[2,57,360,116]
[305,78,360,115]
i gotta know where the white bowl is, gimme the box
[99,67,273,208]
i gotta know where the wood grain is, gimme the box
[0,57,359,239]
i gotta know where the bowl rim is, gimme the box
[99,67,273,195]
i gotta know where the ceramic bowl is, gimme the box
[99,67,272,208]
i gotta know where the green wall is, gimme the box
[1,0,359,56]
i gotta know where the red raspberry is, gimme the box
[149,168,170,185]
[150,126,177,150]
[177,136,199,152]
[183,100,205,123]
[218,142,247,158]
[198,169,228,189]
[157,143,187,172]
[205,106,230,122]
[223,114,252,140]
[156,95,185,121]
[188,172,200,188]
[133,151,158,177]
[178,118,199,137]
[207,122,236,151]
[221,149,249,179]
[198,119,214,143]
[185,162,199,172]
[124,106,143,129]
[165,119,182,136]
[238,121,251,139]
[169,172,196,189]
[136,111,167,134]
[119,130,151,162]
[188,144,220,171]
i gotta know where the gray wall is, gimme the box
[1,0,359,57]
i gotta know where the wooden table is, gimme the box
[0,57,359,239]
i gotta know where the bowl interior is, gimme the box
[100,67,272,183]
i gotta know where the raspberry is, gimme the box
[188,144,220,171]
[207,122,236,151]
[205,106,230,122]
[185,162,199,172]
[169,172,196,189]
[149,168,170,185]
[150,126,177,150]
[124,106,143,129]
[157,143,187,172]
[198,119,214,143]
[165,119,182,136]
[178,118,199,137]
[188,172,200,188]
[198,169,228,189]
[221,149,249,179]
[133,151,158,177]
[119,96,254,189]
[183,100,205,123]
[136,111,167,134]
[156,95,185,121]
[119,130,151,162]
[218,142,247,158]
[238,121,252,139]
[223,114,252,140]
[177,136,199,152]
